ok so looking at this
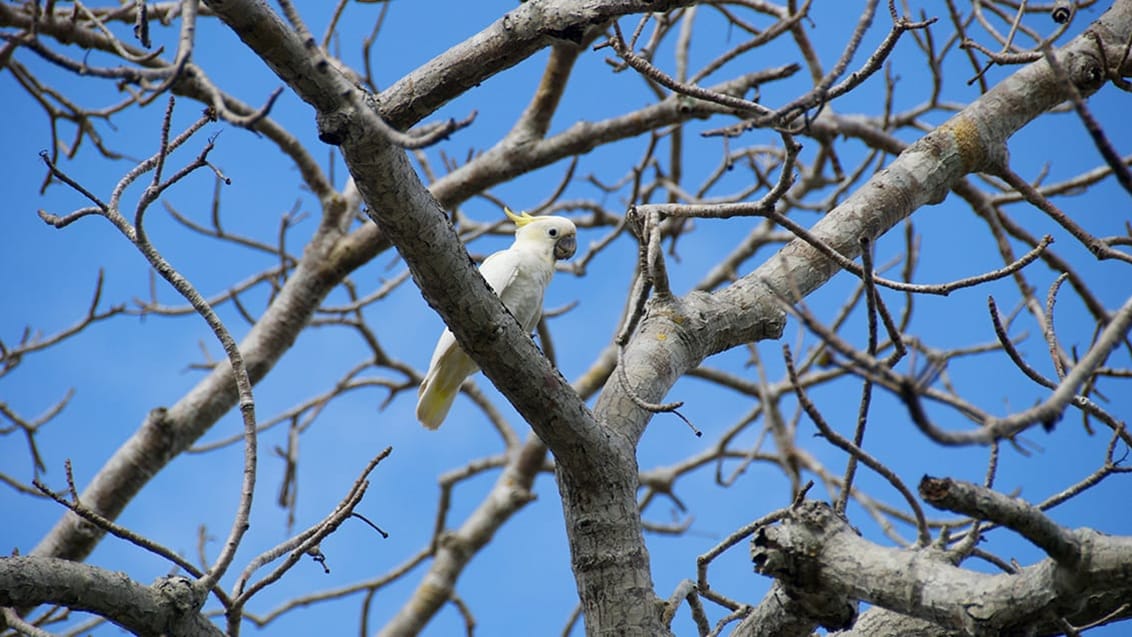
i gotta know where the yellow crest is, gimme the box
[504,206,537,228]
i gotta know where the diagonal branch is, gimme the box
[199,1,682,633]
[751,499,1132,635]
[0,556,222,637]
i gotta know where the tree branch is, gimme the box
[752,500,1132,635]
[0,557,220,637]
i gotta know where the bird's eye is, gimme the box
[548,228,558,237]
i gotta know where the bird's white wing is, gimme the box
[416,234,558,429]
[479,248,549,332]
[416,248,523,429]
[478,248,523,297]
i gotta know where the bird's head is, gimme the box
[505,207,577,260]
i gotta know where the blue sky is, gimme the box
[2,1,1130,635]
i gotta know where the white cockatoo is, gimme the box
[416,208,578,429]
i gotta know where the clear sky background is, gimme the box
[2,1,1130,635]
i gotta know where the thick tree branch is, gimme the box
[597,0,1127,450]
[379,348,615,636]
[0,556,221,637]
[198,0,687,633]
[751,500,1132,635]
[376,0,698,129]
[10,2,1132,636]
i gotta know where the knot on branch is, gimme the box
[751,501,859,630]
[1051,1,1073,24]
[316,109,353,146]
[1061,49,1106,94]
[751,501,841,581]
[439,531,475,562]
[152,574,204,616]
[538,23,587,45]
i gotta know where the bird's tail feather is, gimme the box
[416,381,457,430]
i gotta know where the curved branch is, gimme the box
[0,556,221,637]
[198,0,688,633]
[598,1,1128,450]
[751,500,1132,635]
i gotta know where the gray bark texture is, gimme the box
[0,557,220,637]
[2,0,1131,636]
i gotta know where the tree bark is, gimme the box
[9,0,1132,635]
[197,1,1132,634]
[0,556,221,637]
[752,500,1132,636]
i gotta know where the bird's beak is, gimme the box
[555,234,577,260]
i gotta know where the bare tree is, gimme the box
[2,0,1131,635]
